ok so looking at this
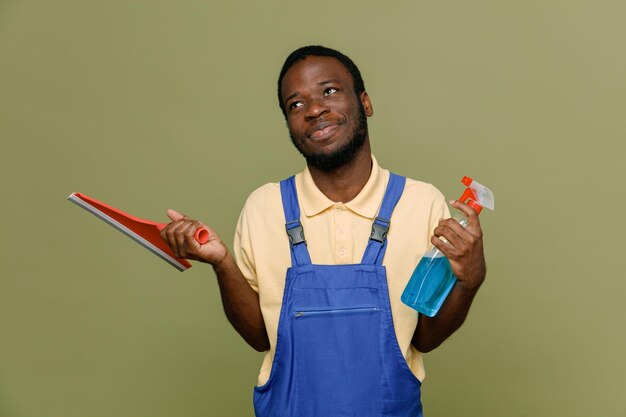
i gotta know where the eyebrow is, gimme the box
[284,91,299,104]
[284,79,342,104]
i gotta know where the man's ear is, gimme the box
[360,91,374,117]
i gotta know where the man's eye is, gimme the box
[323,87,338,96]
[289,101,303,110]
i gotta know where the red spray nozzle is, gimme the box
[456,176,495,214]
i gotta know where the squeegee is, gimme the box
[68,192,209,272]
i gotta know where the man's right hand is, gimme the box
[160,209,228,266]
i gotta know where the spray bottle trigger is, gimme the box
[458,187,483,214]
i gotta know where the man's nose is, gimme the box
[305,98,329,120]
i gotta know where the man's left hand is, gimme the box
[430,200,486,291]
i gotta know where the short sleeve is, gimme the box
[428,187,451,238]
[234,204,259,292]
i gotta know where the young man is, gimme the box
[161,45,487,417]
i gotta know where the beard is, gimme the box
[289,103,368,173]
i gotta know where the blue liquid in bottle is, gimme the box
[402,214,468,316]
[401,250,457,317]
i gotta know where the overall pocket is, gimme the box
[293,306,382,416]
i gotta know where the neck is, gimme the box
[307,141,373,203]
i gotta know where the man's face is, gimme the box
[280,56,373,172]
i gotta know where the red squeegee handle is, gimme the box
[156,224,209,245]
[157,224,209,245]
[194,227,209,244]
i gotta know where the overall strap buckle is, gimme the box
[286,220,306,246]
[370,217,390,243]
[361,173,406,266]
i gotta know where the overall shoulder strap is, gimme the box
[361,173,407,266]
[279,176,312,267]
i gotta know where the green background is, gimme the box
[1,0,624,416]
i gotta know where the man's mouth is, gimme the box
[309,122,341,141]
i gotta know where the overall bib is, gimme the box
[253,173,423,417]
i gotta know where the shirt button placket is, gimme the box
[334,204,348,263]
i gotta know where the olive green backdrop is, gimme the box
[1,0,624,416]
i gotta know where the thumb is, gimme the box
[166,209,188,222]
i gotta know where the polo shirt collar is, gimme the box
[297,155,389,219]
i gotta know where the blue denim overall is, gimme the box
[253,173,423,417]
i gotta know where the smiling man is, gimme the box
[281,52,371,176]
[161,45,487,417]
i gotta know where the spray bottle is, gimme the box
[401,176,495,317]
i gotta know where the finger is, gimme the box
[437,217,468,238]
[449,200,482,232]
[160,224,169,243]
[433,224,463,248]
[165,220,190,256]
[173,225,188,256]
[163,223,180,256]
[160,220,179,247]
[166,209,189,222]
[431,235,456,258]
[181,221,201,253]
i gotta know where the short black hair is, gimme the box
[277,45,366,117]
